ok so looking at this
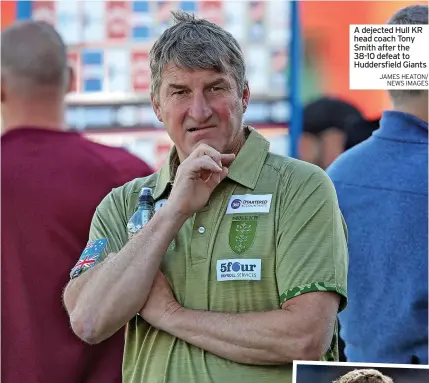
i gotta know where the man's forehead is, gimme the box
[162,64,233,87]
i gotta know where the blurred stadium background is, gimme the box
[0,0,414,169]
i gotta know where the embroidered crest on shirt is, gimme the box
[70,238,108,279]
[229,215,258,255]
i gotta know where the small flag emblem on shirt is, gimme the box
[70,238,108,279]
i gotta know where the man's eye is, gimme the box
[173,90,186,95]
[210,86,223,92]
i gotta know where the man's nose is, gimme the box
[188,93,212,123]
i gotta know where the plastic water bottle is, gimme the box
[127,187,154,240]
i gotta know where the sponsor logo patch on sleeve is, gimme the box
[70,238,108,279]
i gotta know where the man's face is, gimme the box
[152,64,250,161]
[299,128,346,169]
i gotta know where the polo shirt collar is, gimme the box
[153,126,270,200]
[153,148,178,200]
[374,110,428,144]
[227,126,269,189]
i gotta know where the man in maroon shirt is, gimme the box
[1,21,153,383]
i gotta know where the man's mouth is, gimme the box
[188,126,215,132]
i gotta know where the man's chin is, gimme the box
[190,139,223,153]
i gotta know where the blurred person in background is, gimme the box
[327,4,428,365]
[300,97,364,169]
[63,12,348,383]
[345,117,380,150]
[300,97,379,170]
[1,21,153,383]
[333,369,393,383]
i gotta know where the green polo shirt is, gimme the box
[78,127,348,383]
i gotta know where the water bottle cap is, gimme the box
[140,187,153,197]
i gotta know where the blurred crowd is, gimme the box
[300,97,380,170]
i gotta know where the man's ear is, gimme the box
[66,65,75,94]
[151,93,163,122]
[242,81,250,113]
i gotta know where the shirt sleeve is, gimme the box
[276,165,348,311]
[70,188,129,279]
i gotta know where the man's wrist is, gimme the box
[161,200,191,223]
[160,304,187,333]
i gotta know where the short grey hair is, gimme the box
[1,20,68,90]
[149,11,247,101]
[333,369,394,383]
[387,5,428,101]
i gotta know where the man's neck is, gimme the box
[392,98,428,123]
[228,126,248,157]
[2,100,66,133]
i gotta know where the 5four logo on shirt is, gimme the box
[217,259,262,281]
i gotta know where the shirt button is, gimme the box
[198,226,205,234]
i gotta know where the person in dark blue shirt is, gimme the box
[327,4,428,365]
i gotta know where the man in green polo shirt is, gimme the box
[63,11,348,383]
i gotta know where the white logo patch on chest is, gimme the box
[216,259,261,281]
[226,194,272,214]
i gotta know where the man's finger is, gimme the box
[203,166,228,189]
[186,155,223,176]
[220,166,229,181]
[189,144,221,163]
[185,148,235,174]
[220,153,235,166]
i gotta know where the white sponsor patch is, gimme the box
[155,199,168,212]
[225,194,272,214]
[216,259,261,281]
